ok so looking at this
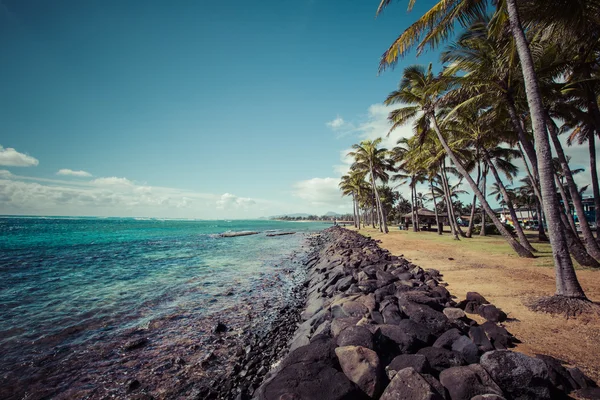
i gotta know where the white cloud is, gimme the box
[216,193,257,210]
[292,177,351,210]
[57,169,92,177]
[0,145,39,167]
[326,116,346,130]
[91,177,134,186]
[0,170,13,178]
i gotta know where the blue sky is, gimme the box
[0,1,594,218]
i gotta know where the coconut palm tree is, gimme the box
[376,0,588,301]
[339,171,369,229]
[385,63,533,257]
[348,139,393,233]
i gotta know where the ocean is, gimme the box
[0,217,330,398]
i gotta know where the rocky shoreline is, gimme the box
[249,226,599,400]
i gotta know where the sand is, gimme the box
[352,226,600,382]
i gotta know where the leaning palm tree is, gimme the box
[385,63,533,257]
[376,0,589,304]
[340,171,367,229]
[348,139,393,233]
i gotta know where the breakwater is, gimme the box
[251,226,598,400]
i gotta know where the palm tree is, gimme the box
[348,138,393,233]
[385,63,533,257]
[339,171,368,229]
[376,0,588,301]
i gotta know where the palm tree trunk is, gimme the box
[480,166,487,236]
[413,185,420,231]
[430,114,533,257]
[559,209,600,268]
[555,174,578,234]
[506,0,585,296]
[443,165,466,237]
[410,185,417,232]
[370,169,387,233]
[547,116,600,260]
[352,193,358,228]
[483,150,537,252]
[431,181,442,235]
[588,131,600,240]
[466,162,481,238]
[440,164,459,240]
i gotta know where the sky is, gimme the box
[0,0,596,219]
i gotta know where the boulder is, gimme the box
[336,326,374,350]
[433,328,463,349]
[341,301,369,318]
[312,320,331,337]
[535,354,579,393]
[396,319,436,345]
[386,354,431,379]
[376,269,397,286]
[471,395,507,400]
[439,364,503,400]
[417,347,466,373]
[478,304,507,323]
[376,325,420,354]
[480,322,513,350]
[480,350,551,400]
[257,361,362,400]
[331,317,361,337]
[335,346,383,398]
[399,300,451,335]
[381,304,404,325]
[443,308,466,320]
[336,275,355,292]
[451,336,480,364]
[469,326,494,352]
[380,367,444,400]
[466,292,489,305]
[281,335,337,368]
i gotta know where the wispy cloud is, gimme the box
[0,145,39,167]
[292,177,350,210]
[215,193,256,210]
[57,169,92,177]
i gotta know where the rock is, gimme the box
[376,269,397,286]
[439,364,503,400]
[443,308,466,320]
[126,379,141,393]
[399,292,445,311]
[469,326,494,352]
[417,347,466,373]
[376,325,420,354]
[336,275,355,292]
[480,350,551,400]
[398,300,451,335]
[422,374,447,399]
[124,338,149,351]
[451,336,480,364]
[256,361,362,400]
[535,354,579,393]
[433,328,463,349]
[381,304,404,325]
[471,395,507,400]
[335,346,383,398]
[280,335,337,368]
[338,301,369,318]
[466,292,489,305]
[331,317,361,337]
[380,367,444,400]
[568,367,596,389]
[336,326,374,350]
[480,322,513,350]
[386,354,431,379]
[573,388,600,399]
[313,320,331,337]
[478,304,507,323]
[396,319,435,345]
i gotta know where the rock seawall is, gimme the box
[254,227,599,400]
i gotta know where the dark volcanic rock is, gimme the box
[380,367,444,400]
[451,335,479,364]
[439,364,503,400]
[417,347,466,374]
[386,354,431,379]
[399,300,451,335]
[478,304,507,323]
[396,319,436,345]
[335,345,383,398]
[376,324,420,354]
[336,326,374,350]
[480,350,551,400]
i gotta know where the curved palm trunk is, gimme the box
[506,0,585,296]
[483,151,537,253]
[559,209,600,268]
[352,193,358,228]
[517,142,548,241]
[440,164,459,240]
[370,169,388,233]
[431,181,442,235]
[547,116,600,260]
[414,185,421,231]
[430,114,533,257]
[466,163,481,238]
[555,175,578,234]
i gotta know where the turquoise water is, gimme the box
[0,217,328,374]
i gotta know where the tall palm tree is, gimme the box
[339,171,368,229]
[348,138,393,233]
[385,63,533,257]
[376,0,588,301]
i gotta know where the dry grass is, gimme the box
[353,226,600,382]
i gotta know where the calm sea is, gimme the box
[0,217,329,387]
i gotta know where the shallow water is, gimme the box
[0,217,328,396]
